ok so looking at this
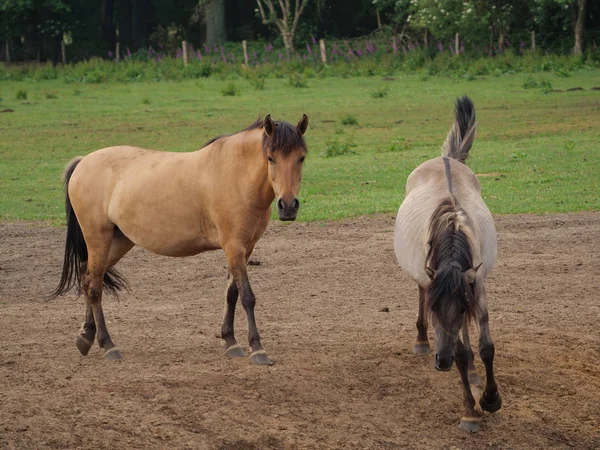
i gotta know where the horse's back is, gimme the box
[394,157,496,285]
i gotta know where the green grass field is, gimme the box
[1,70,599,223]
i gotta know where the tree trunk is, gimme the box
[205,0,226,45]
[282,32,293,52]
[573,0,586,55]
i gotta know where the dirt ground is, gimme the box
[0,212,599,449]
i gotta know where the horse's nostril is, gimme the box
[292,198,300,210]
[277,198,285,211]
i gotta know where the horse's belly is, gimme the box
[393,197,432,287]
[112,210,220,257]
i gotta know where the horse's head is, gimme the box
[426,263,481,371]
[263,114,309,221]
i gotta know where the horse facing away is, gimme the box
[50,114,309,366]
[393,97,501,432]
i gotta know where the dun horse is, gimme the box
[393,97,501,432]
[51,114,309,365]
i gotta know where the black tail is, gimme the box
[441,96,476,164]
[49,157,128,299]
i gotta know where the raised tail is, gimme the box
[49,157,127,299]
[441,96,476,164]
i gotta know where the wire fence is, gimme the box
[1,29,599,66]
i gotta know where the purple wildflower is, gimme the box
[311,36,317,45]
[307,43,312,55]
[108,50,113,59]
[176,48,182,58]
[438,41,444,53]
[197,50,202,60]
[279,52,283,60]
[126,47,132,57]
[204,44,211,54]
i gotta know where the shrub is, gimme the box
[15,88,27,100]
[44,91,58,99]
[288,73,308,88]
[221,81,239,96]
[341,114,358,126]
[321,136,356,157]
[142,97,151,104]
[371,86,388,98]
[523,76,538,89]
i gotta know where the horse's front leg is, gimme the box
[455,338,481,432]
[478,288,502,413]
[221,276,246,358]
[224,244,272,365]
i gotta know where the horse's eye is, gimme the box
[299,156,305,164]
[268,156,275,164]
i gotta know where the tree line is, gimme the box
[0,0,598,63]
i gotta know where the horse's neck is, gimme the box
[199,130,275,209]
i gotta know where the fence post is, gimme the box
[455,32,459,55]
[392,36,398,54]
[319,39,327,63]
[531,31,536,52]
[5,40,10,62]
[61,41,66,64]
[116,42,120,62]
[242,40,249,66]
[182,40,188,66]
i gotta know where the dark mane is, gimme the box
[202,116,307,155]
[425,197,478,323]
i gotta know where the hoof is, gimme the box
[468,370,482,386]
[225,344,247,358]
[413,341,430,356]
[249,350,273,366]
[480,392,502,413]
[104,347,123,361]
[459,417,481,433]
[76,335,94,356]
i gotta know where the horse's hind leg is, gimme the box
[75,272,96,356]
[477,287,502,413]
[414,286,430,355]
[75,232,133,357]
[461,325,481,386]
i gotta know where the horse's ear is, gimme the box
[264,114,275,137]
[425,267,435,280]
[297,114,309,135]
[464,263,483,285]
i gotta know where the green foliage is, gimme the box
[142,97,151,104]
[15,88,27,100]
[288,73,308,88]
[371,86,389,98]
[523,76,538,89]
[539,79,553,94]
[386,137,412,153]
[341,114,358,126]
[321,135,357,157]
[221,81,239,96]
[43,90,58,99]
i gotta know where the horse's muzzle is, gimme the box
[435,354,454,371]
[277,197,299,221]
